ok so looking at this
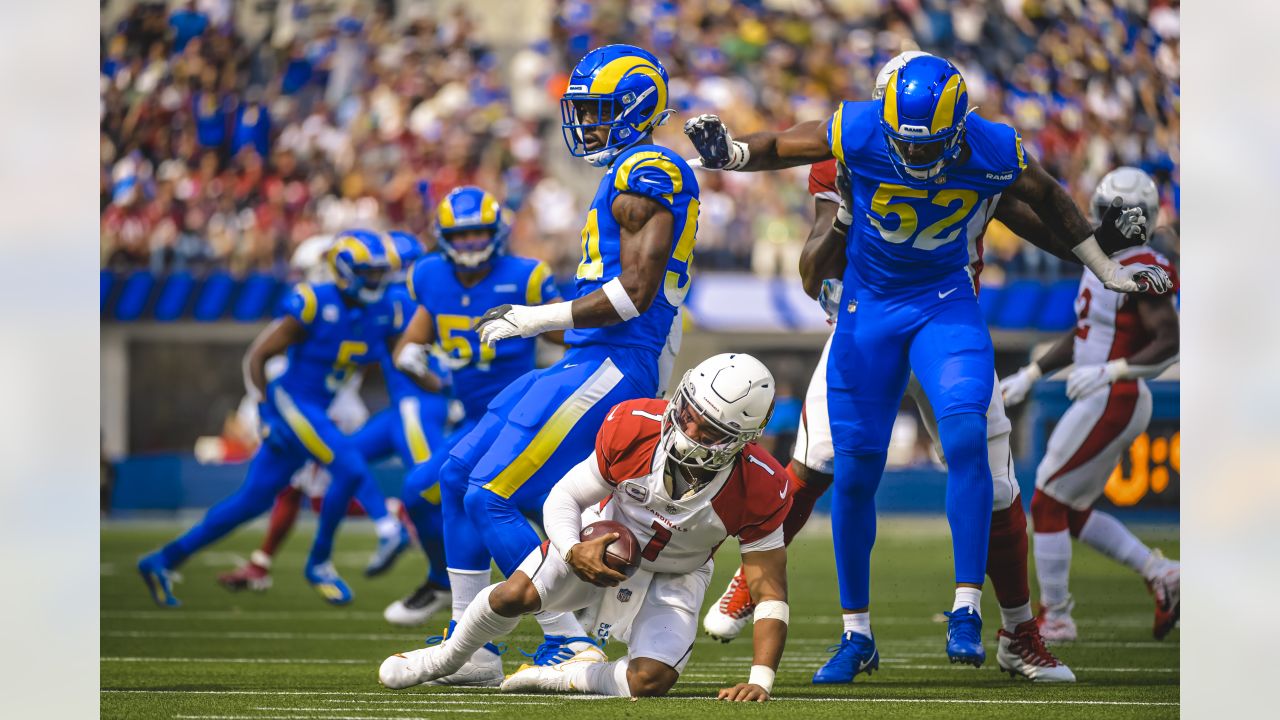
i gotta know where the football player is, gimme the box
[384,187,561,643]
[138,231,432,606]
[217,231,449,593]
[684,55,1172,673]
[379,354,790,702]
[396,44,699,676]
[1001,167,1181,642]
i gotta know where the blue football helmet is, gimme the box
[387,230,427,279]
[434,186,507,269]
[879,55,969,181]
[561,44,673,166]
[327,229,400,303]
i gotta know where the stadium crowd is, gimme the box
[101,0,1180,284]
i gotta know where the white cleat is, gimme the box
[425,646,506,687]
[383,583,452,627]
[702,567,754,643]
[1144,550,1180,640]
[1036,597,1078,642]
[997,619,1076,683]
[379,644,461,690]
[499,647,608,693]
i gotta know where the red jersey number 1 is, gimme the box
[641,521,672,561]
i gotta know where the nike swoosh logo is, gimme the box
[564,363,578,368]
[858,657,875,670]
[938,288,958,299]
[607,407,618,422]
[779,483,789,499]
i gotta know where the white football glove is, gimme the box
[999,363,1042,406]
[395,343,430,377]
[1065,361,1124,400]
[1102,262,1173,295]
[683,114,749,170]
[475,302,574,346]
[818,278,843,323]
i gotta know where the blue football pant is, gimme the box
[827,289,994,610]
[448,346,656,577]
[402,419,476,587]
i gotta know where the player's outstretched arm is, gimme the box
[992,195,1081,264]
[719,546,788,702]
[1066,294,1180,400]
[1006,155,1171,294]
[684,115,831,171]
[243,316,306,401]
[798,197,844,299]
[390,306,445,393]
[1001,331,1074,406]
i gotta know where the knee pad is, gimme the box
[1030,490,1070,533]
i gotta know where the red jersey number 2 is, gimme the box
[1074,287,1093,340]
[641,521,673,561]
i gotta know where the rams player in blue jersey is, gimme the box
[684,55,1172,679]
[397,45,700,682]
[138,231,437,607]
[384,187,561,638]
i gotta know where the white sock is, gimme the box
[374,516,401,540]
[952,587,982,615]
[842,611,871,638]
[534,610,589,640]
[1034,530,1073,608]
[443,584,520,672]
[999,602,1033,633]
[1078,511,1152,576]
[565,657,631,697]
[447,568,492,623]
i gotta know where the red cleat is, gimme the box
[217,552,273,592]
[702,567,755,642]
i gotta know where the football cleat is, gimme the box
[304,561,353,605]
[812,631,879,684]
[418,622,507,687]
[499,646,608,693]
[379,644,456,690]
[945,607,986,667]
[384,581,451,627]
[997,619,1076,682]
[137,552,180,607]
[1036,596,1078,642]
[365,525,411,578]
[703,567,754,643]
[217,553,272,592]
[523,635,602,666]
[1144,550,1180,640]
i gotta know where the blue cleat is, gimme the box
[812,631,879,684]
[305,561,354,605]
[945,607,986,667]
[137,552,180,607]
[521,635,602,666]
[365,525,411,577]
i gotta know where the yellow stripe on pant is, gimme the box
[273,387,335,464]
[483,359,625,499]
[398,397,433,465]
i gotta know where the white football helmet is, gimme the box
[873,50,932,100]
[662,353,776,471]
[1091,166,1160,228]
[292,234,336,283]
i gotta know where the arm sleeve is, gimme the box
[526,261,560,305]
[613,152,685,210]
[544,453,615,560]
[279,283,318,327]
[739,524,785,554]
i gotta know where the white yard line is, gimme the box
[102,657,369,665]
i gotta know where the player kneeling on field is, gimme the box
[380,353,792,701]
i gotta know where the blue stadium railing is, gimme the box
[101,269,1090,331]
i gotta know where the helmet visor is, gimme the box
[887,135,947,169]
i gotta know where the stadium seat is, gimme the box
[193,271,236,322]
[233,273,280,321]
[114,270,156,321]
[153,272,196,321]
[991,280,1045,329]
[977,284,1004,326]
[100,270,114,314]
[1036,278,1080,331]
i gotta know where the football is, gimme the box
[580,520,641,578]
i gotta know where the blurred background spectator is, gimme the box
[101,0,1179,283]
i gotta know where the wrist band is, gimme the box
[748,665,775,694]
[602,278,640,321]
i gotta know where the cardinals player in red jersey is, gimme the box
[380,353,791,701]
[701,51,1117,683]
[1001,167,1180,642]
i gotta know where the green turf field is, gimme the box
[101,517,1178,719]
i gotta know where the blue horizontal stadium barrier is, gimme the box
[992,279,1044,329]
[1036,278,1079,331]
[114,271,156,321]
[193,271,236,321]
[154,271,196,321]
[977,284,1003,326]
[233,272,281,321]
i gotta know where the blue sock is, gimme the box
[938,412,994,586]
[161,444,299,568]
[401,456,451,588]
[353,475,389,522]
[830,450,887,611]
[438,457,492,572]
[307,454,371,567]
